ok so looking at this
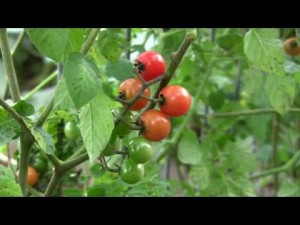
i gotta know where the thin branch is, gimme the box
[80,28,101,55]
[272,113,280,194]
[200,108,300,119]
[0,28,21,102]
[145,32,196,110]
[23,71,58,101]
[250,151,300,180]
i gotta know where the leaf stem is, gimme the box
[80,28,101,55]
[250,151,300,180]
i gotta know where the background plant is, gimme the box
[1,28,300,197]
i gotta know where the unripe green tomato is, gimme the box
[120,159,144,184]
[128,137,152,164]
[102,136,121,156]
[112,107,134,137]
[64,121,81,140]
[33,154,48,174]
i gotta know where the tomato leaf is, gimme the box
[26,28,85,62]
[79,91,114,163]
[244,28,285,76]
[0,166,22,197]
[63,52,101,109]
[177,129,202,165]
[264,75,295,115]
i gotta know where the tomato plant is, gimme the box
[2,28,300,197]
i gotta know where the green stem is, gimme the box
[80,28,100,55]
[11,29,25,56]
[145,31,196,111]
[200,108,300,119]
[27,185,43,197]
[36,98,54,127]
[0,28,21,102]
[44,169,61,197]
[23,71,58,101]
[44,153,89,197]
[272,113,280,194]
[19,133,34,195]
[250,151,300,180]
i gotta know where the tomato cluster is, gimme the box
[110,51,192,184]
[284,37,300,57]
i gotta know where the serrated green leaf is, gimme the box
[217,34,244,55]
[189,165,210,190]
[0,166,22,197]
[53,77,75,110]
[244,29,285,76]
[25,122,55,154]
[105,58,135,81]
[224,137,256,174]
[224,175,255,197]
[79,91,114,162]
[178,129,201,165]
[264,75,295,115]
[0,108,20,145]
[278,181,300,196]
[26,28,85,62]
[97,29,126,63]
[243,68,266,101]
[63,52,101,109]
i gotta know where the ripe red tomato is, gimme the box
[139,109,171,142]
[159,85,192,117]
[134,51,166,82]
[284,37,300,56]
[119,78,151,111]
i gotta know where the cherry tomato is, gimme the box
[64,121,81,140]
[284,37,300,56]
[112,107,134,137]
[119,78,151,111]
[16,166,39,186]
[120,159,144,184]
[139,109,171,142]
[129,137,152,164]
[159,85,192,117]
[134,51,166,82]
[33,154,48,174]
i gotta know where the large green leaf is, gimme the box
[105,58,135,81]
[53,77,75,110]
[177,129,201,165]
[97,29,126,63]
[244,29,285,76]
[0,166,22,197]
[0,108,20,146]
[63,52,101,109]
[79,91,114,162]
[26,28,85,62]
[264,75,295,114]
